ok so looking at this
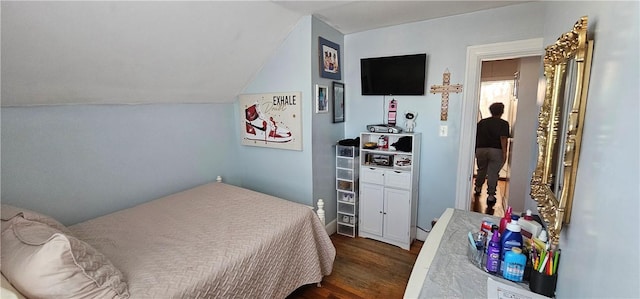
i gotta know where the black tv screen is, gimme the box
[361,53,427,96]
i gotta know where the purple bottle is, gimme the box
[485,227,501,273]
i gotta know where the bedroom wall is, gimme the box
[343,2,545,231]
[238,17,315,207]
[1,104,239,225]
[311,17,346,229]
[541,2,639,297]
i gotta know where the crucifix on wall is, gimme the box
[430,69,463,121]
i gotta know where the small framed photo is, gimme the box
[315,84,329,114]
[319,37,341,80]
[332,82,345,123]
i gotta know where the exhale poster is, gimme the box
[239,92,302,151]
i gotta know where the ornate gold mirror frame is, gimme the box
[530,16,593,246]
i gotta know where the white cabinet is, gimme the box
[336,144,359,237]
[358,132,420,250]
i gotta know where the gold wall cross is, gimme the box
[430,69,463,121]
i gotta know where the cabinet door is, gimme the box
[359,183,384,236]
[383,188,411,244]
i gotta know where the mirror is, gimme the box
[530,16,593,246]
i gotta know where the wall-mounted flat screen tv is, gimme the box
[361,53,427,96]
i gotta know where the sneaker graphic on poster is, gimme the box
[245,103,292,143]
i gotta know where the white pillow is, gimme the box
[1,217,130,299]
[1,273,26,299]
[1,204,71,235]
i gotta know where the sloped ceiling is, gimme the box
[1,1,529,106]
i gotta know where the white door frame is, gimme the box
[455,38,544,210]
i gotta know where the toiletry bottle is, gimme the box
[378,135,386,148]
[499,206,512,234]
[486,224,499,252]
[485,227,501,274]
[518,209,543,239]
[538,229,548,243]
[500,219,522,274]
[502,247,526,282]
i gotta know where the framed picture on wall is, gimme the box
[316,84,329,114]
[319,37,341,80]
[239,92,302,151]
[333,82,345,123]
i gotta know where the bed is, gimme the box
[1,180,336,299]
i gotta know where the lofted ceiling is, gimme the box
[1,1,530,106]
[274,1,530,34]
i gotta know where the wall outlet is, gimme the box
[439,125,448,137]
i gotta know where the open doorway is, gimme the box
[471,59,519,216]
[455,38,544,218]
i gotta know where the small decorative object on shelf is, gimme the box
[388,99,397,125]
[404,111,418,133]
[336,143,359,237]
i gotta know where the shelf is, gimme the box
[338,202,355,214]
[337,145,359,158]
[336,157,354,169]
[337,213,357,225]
[361,150,412,156]
[337,225,356,237]
[336,144,359,238]
[361,164,412,172]
[358,132,420,250]
[337,179,356,192]
[337,199,355,204]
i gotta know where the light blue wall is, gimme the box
[1,104,239,225]
[238,17,315,206]
[238,16,346,226]
[311,17,345,224]
[344,2,545,230]
[542,2,640,298]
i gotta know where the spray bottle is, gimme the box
[499,206,513,234]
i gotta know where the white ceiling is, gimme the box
[273,1,531,34]
[1,1,532,106]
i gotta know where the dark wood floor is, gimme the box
[471,178,508,218]
[287,234,423,299]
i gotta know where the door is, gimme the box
[359,183,384,236]
[383,187,411,244]
[454,38,543,213]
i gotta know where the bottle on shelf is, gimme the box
[499,206,513,234]
[500,219,523,274]
[518,209,543,239]
[503,247,526,282]
[485,226,501,274]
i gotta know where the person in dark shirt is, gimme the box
[475,102,510,203]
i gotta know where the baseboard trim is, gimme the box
[326,219,337,235]
[416,229,429,241]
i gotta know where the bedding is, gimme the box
[65,182,335,298]
[1,217,129,298]
[1,204,72,235]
